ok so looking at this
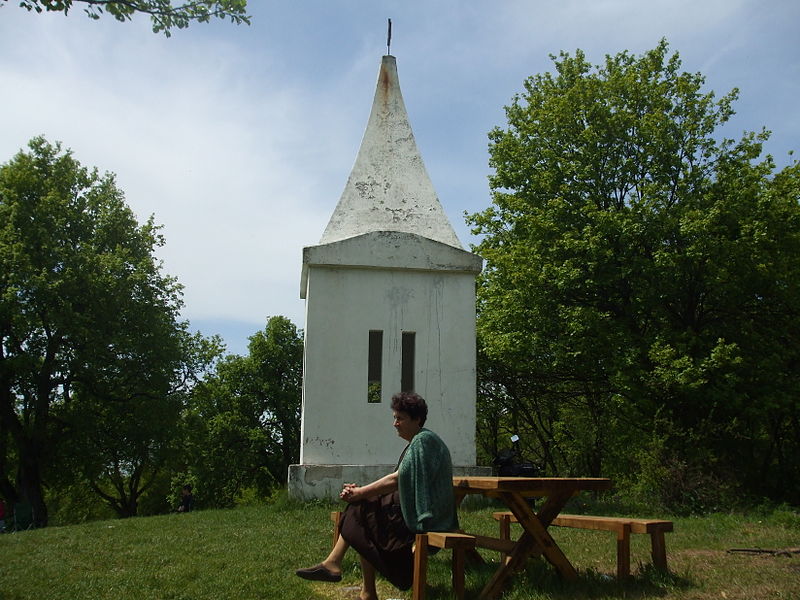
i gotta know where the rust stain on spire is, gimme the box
[379,61,391,102]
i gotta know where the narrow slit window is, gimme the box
[401,331,415,393]
[368,330,383,403]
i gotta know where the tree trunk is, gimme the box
[17,449,48,527]
[1,379,48,527]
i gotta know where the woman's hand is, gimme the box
[339,471,399,503]
[340,483,360,502]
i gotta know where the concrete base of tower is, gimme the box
[287,463,493,501]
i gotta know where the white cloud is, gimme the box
[0,7,337,330]
[1,1,797,355]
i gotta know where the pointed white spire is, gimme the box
[319,56,463,249]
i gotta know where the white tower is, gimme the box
[288,55,487,500]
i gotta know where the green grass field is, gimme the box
[1,496,797,600]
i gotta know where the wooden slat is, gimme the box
[552,515,627,532]
[470,533,517,554]
[494,511,673,535]
[330,511,342,547]
[633,520,673,534]
[426,531,476,549]
[453,477,613,496]
[412,533,429,600]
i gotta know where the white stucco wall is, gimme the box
[300,263,478,467]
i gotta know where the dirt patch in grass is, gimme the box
[669,547,800,600]
[680,549,719,558]
[313,583,363,599]
[313,581,406,600]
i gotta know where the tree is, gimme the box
[241,316,303,480]
[9,0,250,35]
[0,136,188,525]
[469,40,800,508]
[55,330,223,518]
[179,316,302,508]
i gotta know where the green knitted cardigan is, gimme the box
[397,428,458,533]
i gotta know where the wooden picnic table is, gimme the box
[452,476,613,599]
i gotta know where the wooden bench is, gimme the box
[493,512,673,578]
[331,511,476,600]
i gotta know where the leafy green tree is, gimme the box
[469,40,800,508]
[0,136,188,525]
[240,316,303,480]
[179,316,302,508]
[9,0,250,35]
[55,330,223,518]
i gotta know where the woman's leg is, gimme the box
[296,534,349,581]
[320,534,349,575]
[359,555,379,600]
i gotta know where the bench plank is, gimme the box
[553,514,673,533]
[552,514,673,534]
[492,511,673,578]
[425,531,477,549]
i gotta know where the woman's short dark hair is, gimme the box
[391,392,428,427]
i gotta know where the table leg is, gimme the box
[477,492,578,599]
[505,492,577,579]
[617,523,631,578]
[479,528,566,599]
[453,489,486,566]
[651,530,668,570]
[498,513,512,564]
[535,491,574,526]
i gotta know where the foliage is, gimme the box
[56,330,222,518]
[177,316,303,508]
[11,0,250,35]
[469,40,800,509]
[0,136,195,523]
[0,137,304,524]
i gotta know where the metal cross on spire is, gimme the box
[387,18,392,55]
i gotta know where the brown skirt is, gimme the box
[339,490,416,590]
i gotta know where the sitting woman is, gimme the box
[295,391,458,600]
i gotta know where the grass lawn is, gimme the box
[0,496,797,600]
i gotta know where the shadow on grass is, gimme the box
[309,559,693,600]
[426,559,695,600]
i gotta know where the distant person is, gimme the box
[295,392,458,600]
[0,498,5,533]
[177,484,193,513]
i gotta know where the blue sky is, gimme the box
[1,1,798,356]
